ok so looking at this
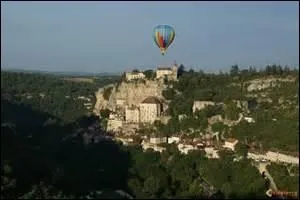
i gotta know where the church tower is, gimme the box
[172,60,178,80]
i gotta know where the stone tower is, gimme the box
[172,60,178,80]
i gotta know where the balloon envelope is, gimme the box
[153,25,175,55]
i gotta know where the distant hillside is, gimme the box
[1,68,121,77]
[1,71,120,123]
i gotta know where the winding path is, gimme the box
[256,162,278,191]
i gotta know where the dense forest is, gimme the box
[1,100,268,199]
[1,65,299,199]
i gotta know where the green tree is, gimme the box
[162,88,176,100]
[235,142,249,158]
[221,182,232,199]
[20,182,72,199]
[100,108,111,119]
[127,178,143,198]
[142,176,162,198]
[143,70,156,80]
[211,122,225,133]
[177,64,186,78]
[230,65,239,76]
[1,163,16,199]
[224,101,240,121]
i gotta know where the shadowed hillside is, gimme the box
[1,101,132,199]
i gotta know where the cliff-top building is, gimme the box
[156,64,178,81]
[125,72,145,81]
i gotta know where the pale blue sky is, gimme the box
[1,1,299,73]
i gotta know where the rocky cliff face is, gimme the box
[93,84,115,116]
[115,80,166,105]
[93,80,167,115]
[246,77,295,92]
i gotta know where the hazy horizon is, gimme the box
[1,1,299,73]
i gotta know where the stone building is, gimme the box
[223,138,239,151]
[192,101,215,113]
[150,137,167,144]
[125,105,140,123]
[116,99,126,106]
[168,136,180,144]
[141,141,166,153]
[139,96,162,123]
[204,147,220,159]
[125,72,145,81]
[177,143,197,155]
[156,64,177,80]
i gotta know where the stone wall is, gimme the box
[125,106,140,123]
[94,80,166,113]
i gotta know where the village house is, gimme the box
[243,117,255,123]
[196,142,206,149]
[156,64,178,80]
[178,143,197,154]
[141,140,166,153]
[208,115,223,125]
[193,101,215,113]
[204,147,220,159]
[168,136,180,144]
[150,137,167,144]
[223,138,239,151]
[114,135,134,146]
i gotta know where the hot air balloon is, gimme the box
[153,25,175,55]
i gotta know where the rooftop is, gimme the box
[141,96,161,104]
[126,105,139,110]
[157,67,172,71]
[226,138,238,143]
